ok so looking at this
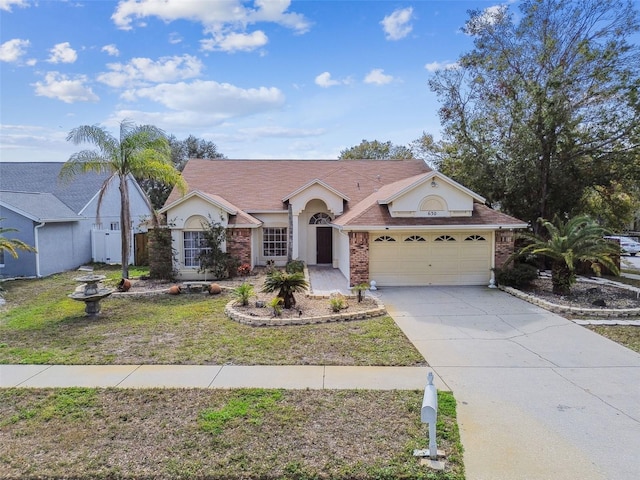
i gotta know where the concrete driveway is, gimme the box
[380,286,640,480]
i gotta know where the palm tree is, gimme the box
[515,215,620,295]
[0,219,36,259]
[261,270,309,309]
[61,119,187,279]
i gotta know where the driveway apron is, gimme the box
[380,286,640,480]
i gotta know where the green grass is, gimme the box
[0,388,465,480]
[0,268,425,366]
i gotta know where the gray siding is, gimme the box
[37,221,90,277]
[0,208,37,278]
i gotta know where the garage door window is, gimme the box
[435,235,456,242]
[405,235,426,242]
[374,235,396,242]
[465,235,486,241]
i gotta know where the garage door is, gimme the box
[369,232,491,286]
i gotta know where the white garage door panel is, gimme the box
[369,232,491,286]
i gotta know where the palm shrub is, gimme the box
[232,282,254,307]
[261,271,309,309]
[514,215,619,295]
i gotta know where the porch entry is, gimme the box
[316,226,333,264]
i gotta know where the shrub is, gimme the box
[268,297,283,316]
[329,295,346,312]
[285,260,305,274]
[262,271,309,309]
[496,263,539,288]
[237,263,251,276]
[232,282,254,306]
[351,283,369,303]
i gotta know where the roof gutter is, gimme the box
[34,221,45,278]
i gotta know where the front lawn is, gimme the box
[0,388,464,479]
[0,268,425,366]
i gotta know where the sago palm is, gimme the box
[516,215,619,295]
[261,271,309,309]
[0,219,36,259]
[60,119,187,279]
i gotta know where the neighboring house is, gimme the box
[0,162,153,278]
[160,159,527,287]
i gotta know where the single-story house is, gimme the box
[0,162,153,278]
[160,159,527,287]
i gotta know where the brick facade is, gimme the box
[349,231,370,286]
[494,230,515,268]
[227,228,252,266]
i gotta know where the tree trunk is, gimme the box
[119,174,131,279]
[551,261,571,296]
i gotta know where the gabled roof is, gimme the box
[0,191,80,222]
[283,179,350,203]
[159,189,262,227]
[378,171,486,205]
[165,159,525,230]
[166,159,432,211]
[0,162,110,214]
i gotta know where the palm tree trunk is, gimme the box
[551,261,571,296]
[119,174,131,279]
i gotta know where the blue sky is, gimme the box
[1,0,511,162]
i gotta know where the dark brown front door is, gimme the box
[316,227,332,264]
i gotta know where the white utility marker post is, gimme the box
[413,372,445,470]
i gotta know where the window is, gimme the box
[110,222,120,231]
[183,231,209,268]
[405,235,426,242]
[309,213,332,225]
[465,235,486,242]
[263,227,288,257]
[434,235,456,242]
[374,235,396,242]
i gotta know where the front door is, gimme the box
[316,227,333,264]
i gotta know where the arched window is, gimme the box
[309,212,332,225]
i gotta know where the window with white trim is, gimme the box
[263,227,288,257]
[183,231,209,268]
[309,213,332,225]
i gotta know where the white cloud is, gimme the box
[0,38,30,63]
[424,61,459,72]
[32,72,99,103]
[97,54,203,88]
[381,7,413,41]
[111,0,310,53]
[315,71,352,88]
[47,42,77,64]
[101,44,120,56]
[364,68,394,85]
[0,0,28,12]
[201,30,268,53]
[169,32,183,44]
[121,80,285,119]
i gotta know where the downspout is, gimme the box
[34,221,45,278]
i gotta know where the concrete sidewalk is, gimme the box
[0,364,435,390]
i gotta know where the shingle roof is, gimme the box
[166,159,525,229]
[0,191,80,222]
[166,159,432,211]
[0,162,109,214]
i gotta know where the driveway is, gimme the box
[380,286,640,480]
